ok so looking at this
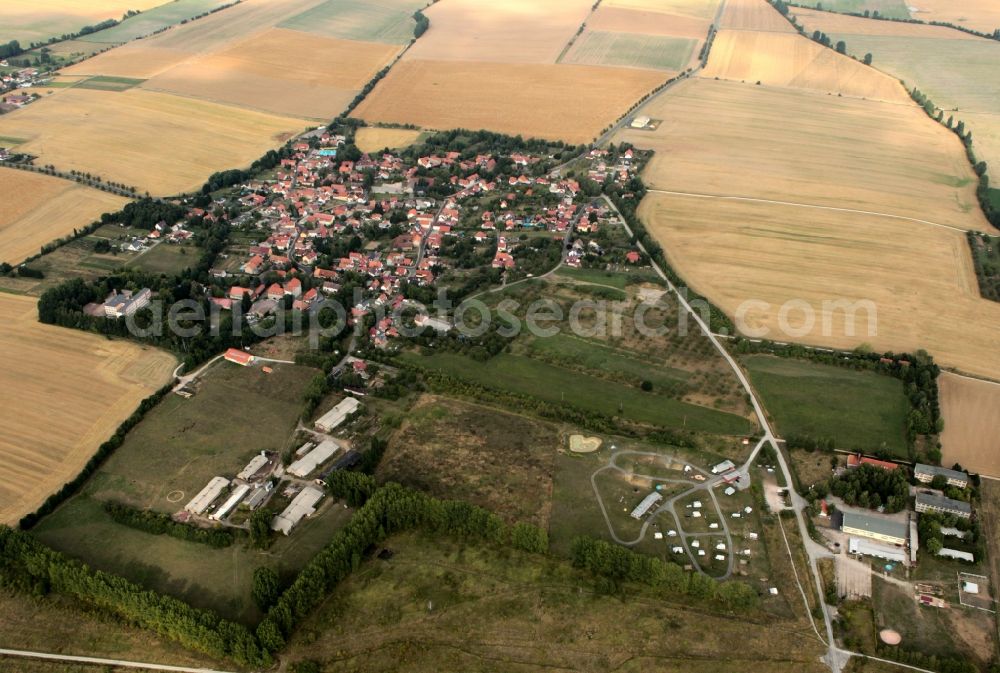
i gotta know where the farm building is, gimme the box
[916,492,972,519]
[287,438,341,478]
[243,483,273,511]
[849,536,907,564]
[847,454,899,471]
[842,510,908,546]
[224,348,254,366]
[272,486,324,535]
[914,464,969,488]
[185,476,230,515]
[630,116,651,129]
[630,491,663,519]
[237,453,274,481]
[315,396,361,432]
[939,547,975,562]
[323,449,362,476]
[711,460,736,474]
[210,484,250,521]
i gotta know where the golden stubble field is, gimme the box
[588,7,712,39]
[354,127,424,153]
[355,60,665,144]
[905,0,1000,35]
[0,0,166,43]
[616,78,1000,380]
[0,88,305,195]
[404,0,594,63]
[0,168,127,265]
[142,28,400,119]
[938,373,1000,477]
[703,29,908,102]
[0,293,177,526]
[719,0,797,32]
[617,78,987,229]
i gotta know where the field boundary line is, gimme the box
[646,189,971,233]
[0,648,237,673]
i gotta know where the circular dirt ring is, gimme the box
[879,629,902,646]
[166,490,185,503]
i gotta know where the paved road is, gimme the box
[0,648,236,673]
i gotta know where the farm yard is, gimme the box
[0,167,127,266]
[141,28,401,119]
[0,293,176,527]
[0,88,305,195]
[354,61,665,144]
[354,126,424,153]
[0,0,167,44]
[938,373,1000,477]
[280,531,829,673]
[376,395,558,526]
[791,8,1000,170]
[741,355,909,456]
[29,361,354,624]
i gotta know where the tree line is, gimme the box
[102,501,237,548]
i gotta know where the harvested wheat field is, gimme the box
[703,29,908,102]
[0,293,176,526]
[404,0,594,63]
[64,0,326,79]
[0,88,304,195]
[604,0,721,20]
[0,169,127,265]
[938,373,1000,477]
[904,0,1000,35]
[790,10,1000,169]
[588,6,712,39]
[638,192,1000,380]
[0,0,166,43]
[143,29,399,119]
[791,7,981,38]
[355,60,665,144]
[719,0,796,32]
[616,79,999,379]
[355,127,424,153]
[617,79,987,230]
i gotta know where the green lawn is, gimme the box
[742,355,908,455]
[78,0,232,43]
[126,241,198,275]
[278,0,426,44]
[75,76,146,91]
[526,332,691,395]
[399,351,754,435]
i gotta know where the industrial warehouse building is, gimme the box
[272,486,325,535]
[914,464,969,489]
[915,492,972,519]
[315,396,361,433]
[849,537,907,564]
[841,510,908,546]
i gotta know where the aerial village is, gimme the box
[126,129,646,538]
